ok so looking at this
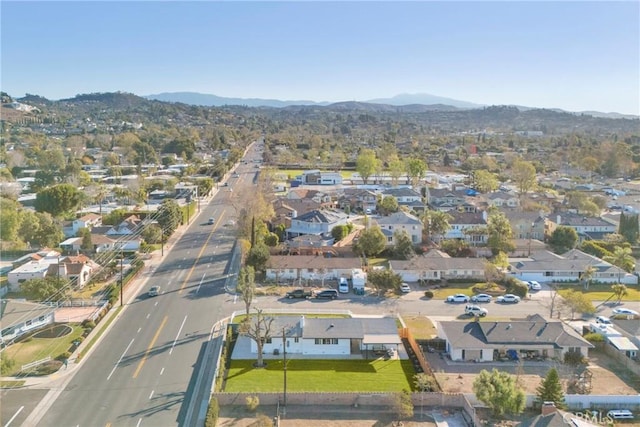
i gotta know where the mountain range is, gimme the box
[144,91,637,119]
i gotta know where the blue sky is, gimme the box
[2,1,639,114]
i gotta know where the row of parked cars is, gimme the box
[446,293,522,304]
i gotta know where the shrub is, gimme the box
[0,353,16,376]
[583,333,604,343]
[56,351,72,361]
[246,395,260,412]
[502,277,528,298]
[424,290,434,299]
[204,397,219,427]
[564,350,586,366]
[82,320,96,329]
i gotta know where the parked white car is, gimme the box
[446,293,470,303]
[400,283,411,293]
[527,281,542,291]
[464,304,488,317]
[471,294,492,303]
[612,307,639,316]
[497,294,521,304]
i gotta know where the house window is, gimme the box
[314,338,338,345]
[294,337,299,343]
[266,338,272,344]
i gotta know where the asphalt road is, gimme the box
[19,145,262,427]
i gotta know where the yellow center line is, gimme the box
[105,424,111,427]
[178,212,225,294]
[132,315,168,379]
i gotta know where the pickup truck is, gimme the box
[285,289,312,299]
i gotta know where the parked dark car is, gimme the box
[314,289,338,300]
[285,289,312,299]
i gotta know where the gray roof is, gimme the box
[448,211,487,225]
[0,299,56,329]
[382,188,422,198]
[375,211,421,226]
[390,254,485,271]
[548,213,615,227]
[440,315,593,349]
[267,255,361,270]
[294,209,347,224]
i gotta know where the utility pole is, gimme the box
[282,327,287,416]
[120,248,124,307]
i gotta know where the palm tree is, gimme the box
[582,265,596,290]
[604,247,635,283]
[611,284,628,305]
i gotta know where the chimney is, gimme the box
[299,315,305,329]
[541,401,557,416]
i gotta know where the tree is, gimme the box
[77,227,93,253]
[487,211,515,255]
[367,269,403,295]
[34,184,82,217]
[405,158,427,187]
[604,247,635,280]
[0,197,21,243]
[241,308,274,368]
[20,277,70,302]
[393,230,415,260]
[424,210,452,242]
[413,373,438,392]
[391,390,414,422]
[473,170,499,193]
[387,155,405,186]
[354,226,386,257]
[263,232,279,247]
[331,224,349,242]
[237,266,256,316]
[561,290,596,319]
[618,212,639,244]
[246,242,270,272]
[142,224,163,244]
[157,199,182,237]
[535,368,566,409]
[511,159,537,196]
[582,265,595,290]
[377,195,399,215]
[355,149,379,185]
[548,226,578,253]
[472,368,526,416]
[611,284,628,304]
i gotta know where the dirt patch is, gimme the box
[32,324,72,339]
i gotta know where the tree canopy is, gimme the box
[354,226,387,257]
[472,368,526,416]
[34,184,83,217]
[535,368,566,409]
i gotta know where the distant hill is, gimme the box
[364,93,482,109]
[145,92,325,108]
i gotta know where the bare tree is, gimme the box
[237,266,256,316]
[542,283,561,319]
[242,308,274,368]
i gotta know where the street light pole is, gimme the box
[120,249,124,307]
[282,327,287,416]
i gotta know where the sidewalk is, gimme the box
[1,193,215,389]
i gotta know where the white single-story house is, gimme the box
[0,299,56,345]
[437,314,594,362]
[265,255,362,283]
[239,315,401,358]
[389,249,485,282]
[509,249,638,285]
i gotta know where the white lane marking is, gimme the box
[160,367,165,375]
[4,405,24,427]
[146,313,150,319]
[169,315,188,355]
[233,294,237,304]
[137,327,141,333]
[136,418,142,427]
[195,273,206,294]
[149,390,154,399]
[107,338,135,381]
[154,301,158,307]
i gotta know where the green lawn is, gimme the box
[428,283,476,299]
[403,316,437,340]
[2,324,85,376]
[224,359,415,392]
[556,284,640,302]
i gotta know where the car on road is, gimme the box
[471,293,492,303]
[285,289,312,299]
[400,283,411,293]
[464,304,488,317]
[612,307,639,316]
[527,280,542,291]
[338,277,350,294]
[595,316,612,325]
[497,294,521,303]
[207,217,215,225]
[148,286,161,297]
[315,289,338,300]
[446,293,470,303]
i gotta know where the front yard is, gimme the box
[556,283,640,302]
[224,359,415,392]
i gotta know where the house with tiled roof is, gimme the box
[7,251,62,291]
[286,209,350,239]
[389,249,485,282]
[62,213,103,238]
[442,210,488,246]
[336,188,377,213]
[545,213,617,242]
[286,188,332,205]
[265,255,362,282]
[270,198,322,229]
[485,191,520,209]
[374,211,423,245]
[508,249,638,285]
[437,314,593,362]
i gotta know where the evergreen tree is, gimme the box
[535,368,566,409]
